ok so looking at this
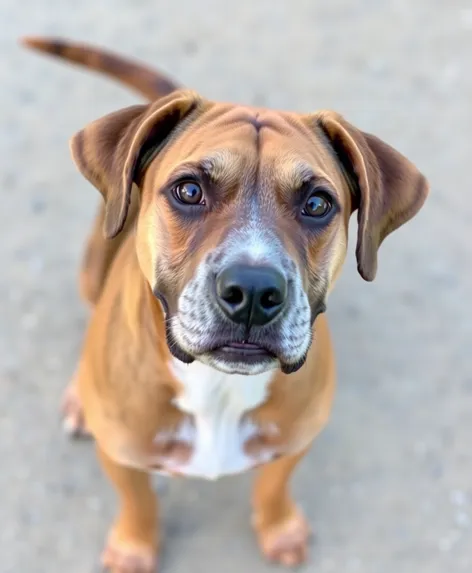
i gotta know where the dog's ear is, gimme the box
[314,112,429,281]
[70,90,201,238]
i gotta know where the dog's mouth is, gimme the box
[165,311,311,374]
[165,322,284,370]
[209,341,276,362]
[221,341,272,355]
[202,339,282,375]
[204,339,307,375]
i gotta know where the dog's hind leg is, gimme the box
[62,192,140,437]
[61,202,115,438]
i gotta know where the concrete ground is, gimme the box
[1,1,471,571]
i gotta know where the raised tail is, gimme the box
[21,36,181,101]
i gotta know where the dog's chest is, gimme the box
[158,360,275,480]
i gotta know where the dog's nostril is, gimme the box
[222,286,244,306]
[260,288,283,310]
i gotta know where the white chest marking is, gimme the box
[163,359,275,480]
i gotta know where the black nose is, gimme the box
[215,264,287,327]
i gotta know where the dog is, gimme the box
[22,36,429,573]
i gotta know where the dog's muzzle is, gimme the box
[163,232,317,375]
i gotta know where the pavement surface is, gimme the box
[1,1,471,572]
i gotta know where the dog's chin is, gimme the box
[199,350,308,375]
[198,351,279,376]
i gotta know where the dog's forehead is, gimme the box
[163,103,340,190]
[189,103,318,150]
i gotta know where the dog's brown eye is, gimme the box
[174,181,204,205]
[303,192,332,218]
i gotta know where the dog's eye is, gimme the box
[302,192,332,218]
[173,181,205,205]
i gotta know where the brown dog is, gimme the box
[23,37,429,573]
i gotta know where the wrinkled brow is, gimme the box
[163,151,246,186]
[199,151,247,186]
[272,161,315,194]
[273,159,339,197]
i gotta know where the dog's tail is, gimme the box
[20,36,180,101]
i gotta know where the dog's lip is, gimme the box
[210,341,276,358]
[220,341,271,355]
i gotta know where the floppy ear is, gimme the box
[314,112,429,281]
[70,89,202,238]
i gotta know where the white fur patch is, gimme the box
[160,359,276,480]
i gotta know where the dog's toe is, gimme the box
[254,509,311,567]
[61,383,91,439]
[101,538,157,573]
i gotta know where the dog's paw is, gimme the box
[61,383,91,439]
[253,508,311,567]
[101,536,157,573]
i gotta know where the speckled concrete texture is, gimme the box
[1,1,471,572]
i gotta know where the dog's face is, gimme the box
[71,90,428,375]
[136,102,353,375]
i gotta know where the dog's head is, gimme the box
[71,89,428,375]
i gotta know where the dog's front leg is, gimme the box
[98,447,159,573]
[251,449,311,567]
